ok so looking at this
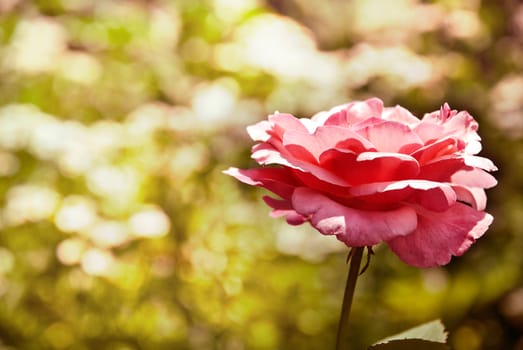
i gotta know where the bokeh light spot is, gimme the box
[0,248,15,274]
[55,196,98,233]
[192,80,238,124]
[0,151,19,176]
[56,238,88,266]
[81,248,115,276]
[4,185,60,226]
[129,206,171,238]
[88,220,130,248]
[5,17,67,73]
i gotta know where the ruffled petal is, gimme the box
[413,121,445,144]
[387,203,493,267]
[251,143,350,186]
[251,143,293,166]
[451,185,487,211]
[417,157,497,189]
[463,155,498,171]
[349,180,457,212]
[262,196,306,225]
[312,104,349,126]
[292,188,417,246]
[247,113,310,143]
[223,167,297,199]
[345,98,384,124]
[282,130,317,163]
[443,111,480,138]
[382,105,421,124]
[421,107,481,152]
[246,120,273,142]
[450,167,498,188]
[417,157,466,182]
[268,112,309,139]
[320,98,384,126]
[411,137,463,165]
[357,120,423,153]
[290,170,352,199]
[320,151,420,186]
[283,125,376,162]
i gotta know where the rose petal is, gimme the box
[349,180,457,212]
[465,140,482,155]
[320,151,420,186]
[282,131,317,163]
[382,105,421,124]
[421,108,481,149]
[417,157,497,189]
[251,143,351,186]
[262,196,306,225]
[409,183,457,212]
[262,195,291,211]
[414,121,445,143]
[223,167,297,199]
[290,170,352,199]
[251,143,292,166]
[283,125,376,162]
[247,113,309,143]
[268,112,309,139]
[451,185,487,211]
[312,104,349,126]
[450,167,498,188]
[345,98,384,124]
[247,120,272,142]
[463,155,498,171]
[417,157,466,182]
[357,120,423,153]
[421,103,456,124]
[443,111,479,136]
[292,187,417,246]
[411,137,463,164]
[387,203,493,267]
[351,116,387,131]
[320,99,384,126]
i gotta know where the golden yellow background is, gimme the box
[0,0,519,349]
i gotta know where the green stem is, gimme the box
[335,247,364,350]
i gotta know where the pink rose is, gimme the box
[225,98,497,267]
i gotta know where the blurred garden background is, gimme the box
[0,0,521,349]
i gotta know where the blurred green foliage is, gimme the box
[0,0,521,349]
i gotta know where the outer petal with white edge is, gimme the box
[386,203,493,267]
[291,188,418,247]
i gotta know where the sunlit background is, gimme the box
[0,0,521,349]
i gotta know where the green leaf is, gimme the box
[369,319,448,348]
[368,339,450,350]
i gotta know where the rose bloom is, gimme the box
[225,98,497,267]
